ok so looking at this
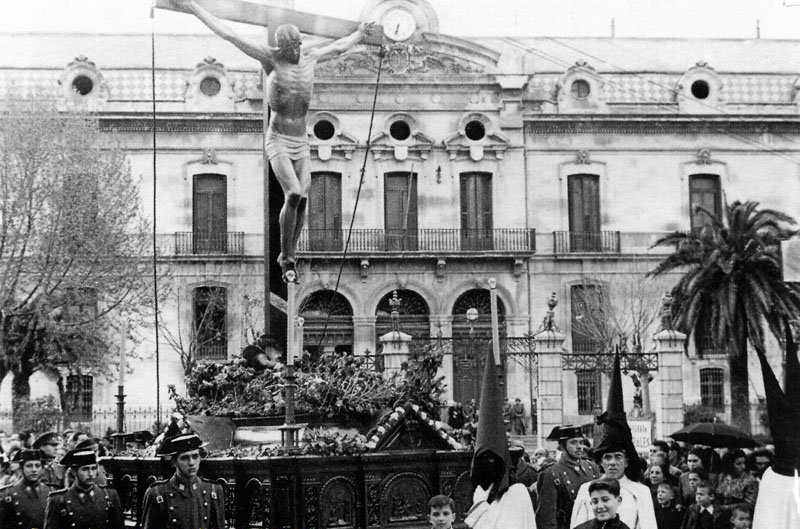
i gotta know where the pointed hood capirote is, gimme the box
[593,349,641,481]
[757,322,800,476]
[470,346,511,500]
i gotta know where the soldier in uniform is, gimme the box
[535,425,602,529]
[0,449,52,529]
[43,449,124,529]
[32,433,63,487]
[141,432,226,529]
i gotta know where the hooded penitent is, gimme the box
[756,323,800,476]
[470,346,511,501]
[593,349,641,481]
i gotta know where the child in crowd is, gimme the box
[681,481,729,529]
[655,482,684,529]
[574,478,631,529]
[428,494,456,529]
[729,504,752,529]
[682,470,703,506]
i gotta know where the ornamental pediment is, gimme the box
[316,43,487,77]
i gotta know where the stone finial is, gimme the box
[389,291,402,333]
[659,292,674,331]
[537,292,561,333]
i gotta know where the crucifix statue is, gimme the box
[164,0,381,280]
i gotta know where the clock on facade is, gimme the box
[381,7,417,41]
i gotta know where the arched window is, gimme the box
[451,289,506,338]
[700,367,725,410]
[300,290,354,358]
[375,289,430,339]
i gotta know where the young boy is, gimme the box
[729,504,752,529]
[682,470,703,506]
[680,481,729,529]
[574,478,631,529]
[655,483,683,529]
[428,494,456,529]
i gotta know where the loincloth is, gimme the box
[265,131,310,161]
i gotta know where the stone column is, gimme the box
[653,328,686,439]
[534,328,566,447]
[378,330,412,374]
[352,316,376,356]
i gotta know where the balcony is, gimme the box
[554,231,621,254]
[174,232,244,255]
[297,228,535,254]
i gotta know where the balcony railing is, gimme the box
[297,228,535,253]
[554,231,621,254]
[174,232,244,255]
[196,342,228,360]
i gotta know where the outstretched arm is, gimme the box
[306,22,378,60]
[173,0,274,66]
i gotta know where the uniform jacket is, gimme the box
[573,515,631,529]
[0,479,52,529]
[536,455,602,529]
[43,482,124,529]
[141,473,225,529]
[40,461,64,488]
[571,476,658,529]
[679,503,729,529]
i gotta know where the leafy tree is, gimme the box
[0,98,153,426]
[649,200,800,432]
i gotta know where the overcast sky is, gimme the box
[5,0,800,39]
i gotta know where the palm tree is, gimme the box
[649,200,800,432]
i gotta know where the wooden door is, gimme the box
[193,174,227,253]
[384,172,418,251]
[309,172,342,251]
[460,172,493,251]
[568,174,600,251]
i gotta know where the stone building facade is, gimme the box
[1,0,796,442]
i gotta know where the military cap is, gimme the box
[32,431,61,449]
[74,437,101,451]
[546,425,584,442]
[60,449,97,468]
[11,449,44,462]
[157,432,206,457]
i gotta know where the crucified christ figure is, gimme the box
[174,0,377,279]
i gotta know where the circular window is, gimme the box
[71,75,94,96]
[465,120,486,141]
[313,119,335,140]
[200,76,221,97]
[571,79,591,100]
[691,80,710,100]
[389,120,411,141]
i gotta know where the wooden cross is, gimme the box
[155,0,384,45]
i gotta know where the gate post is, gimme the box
[533,293,566,447]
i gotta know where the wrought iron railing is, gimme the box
[196,342,228,360]
[553,231,621,253]
[298,228,535,253]
[174,232,244,255]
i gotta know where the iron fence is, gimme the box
[0,407,169,436]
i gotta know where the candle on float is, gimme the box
[118,318,128,386]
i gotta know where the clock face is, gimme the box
[381,7,417,41]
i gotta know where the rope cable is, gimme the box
[314,46,386,352]
[150,4,162,427]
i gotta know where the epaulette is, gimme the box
[146,480,168,489]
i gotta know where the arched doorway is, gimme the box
[299,290,354,360]
[375,289,431,340]
[451,289,507,406]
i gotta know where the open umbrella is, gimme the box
[669,421,757,449]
